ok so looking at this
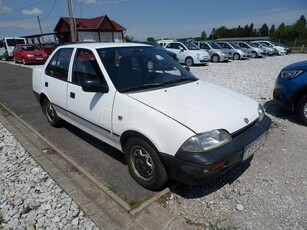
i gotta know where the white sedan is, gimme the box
[32,43,271,190]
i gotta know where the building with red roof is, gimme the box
[54,15,126,43]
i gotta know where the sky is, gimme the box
[0,0,306,40]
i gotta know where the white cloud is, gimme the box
[0,0,12,14]
[22,7,43,16]
[0,21,38,29]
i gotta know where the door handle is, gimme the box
[70,92,75,99]
[45,82,48,87]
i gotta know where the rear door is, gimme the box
[43,47,73,118]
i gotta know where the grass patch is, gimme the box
[157,191,171,207]
[108,185,155,210]
[0,103,12,117]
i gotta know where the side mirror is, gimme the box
[82,79,109,93]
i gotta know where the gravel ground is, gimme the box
[162,54,307,229]
[1,54,307,230]
[0,123,98,229]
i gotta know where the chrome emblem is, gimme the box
[244,118,249,124]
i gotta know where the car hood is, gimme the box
[128,80,259,134]
[283,60,307,71]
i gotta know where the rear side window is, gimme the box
[45,48,73,81]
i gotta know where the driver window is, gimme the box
[72,48,105,86]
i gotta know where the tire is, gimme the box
[251,51,257,58]
[296,95,307,126]
[14,57,18,63]
[233,53,240,60]
[42,98,64,127]
[22,58,27,65]
[185,57,194,66]
[125,138,168,190]
[211,54,220,63]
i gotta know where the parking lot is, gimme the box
[1,53,307,229]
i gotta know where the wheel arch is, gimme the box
[120,130,159,154]
[293,87,307,111]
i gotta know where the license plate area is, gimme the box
[243,132,267,161]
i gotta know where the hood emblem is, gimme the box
[244,118,249,124]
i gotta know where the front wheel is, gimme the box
[251,51,257,58]
[297,95,307,126]
[211,54,220,63]
[125,138,168,190]
[233,53,240,60]
[22,58,27,65]
[43,98,64,127]
[185,57,194,66]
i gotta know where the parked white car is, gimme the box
[164,41,210,66]
[32,43,271,190]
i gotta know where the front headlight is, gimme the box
[280,70,303,80]
[27,54,34,57]
[180,129,232,153]
[258,104,265,122]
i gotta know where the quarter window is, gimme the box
[45,48,73,81]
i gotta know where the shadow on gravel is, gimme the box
[263,100,301,125]
[170,158,252,199]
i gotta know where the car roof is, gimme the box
[58,42,150,49]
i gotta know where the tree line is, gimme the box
[125,14,306,47]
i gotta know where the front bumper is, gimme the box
[159,115,271,185]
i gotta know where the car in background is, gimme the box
[273,60,307,126]
[32,42,271,190]
[0,37,26,61]
[13,44,48,65]
[271,41,291,54]
[216,41,251,60]
[135,41,177,60]
[164,41,210,66]
[235,41,267,58]
[256,41,286,55]
[194,41,231,62]
[250,41,276,56]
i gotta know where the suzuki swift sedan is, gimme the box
[32,43,271,190]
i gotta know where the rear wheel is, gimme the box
[233,53,240,60]
[43,98,64,127]
[185,57,194,66]
[211,54,220,63]
[297,95,307,126]
[125,138,168,190]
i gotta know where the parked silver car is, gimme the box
[250,41,276,56]
[235,41,267,58]
[216,41,251,60]
[194,41,231,62]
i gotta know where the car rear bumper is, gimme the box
[159,115,271,185]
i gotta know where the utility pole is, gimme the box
[36,16,44,43]
[67,0,76,42]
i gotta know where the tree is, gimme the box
[125,35,134,42]
[200,30,207,40]
[269,25,275,35]
[209,28,216,40]
[259,23,269,36]
[295,15,307,39]
[147,37,155,42]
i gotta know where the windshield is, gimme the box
[208,42,222,49]
[21,45,41,51]
[182,42,201,50]
[250,43,259,47]
[6,39,25,47]
[97,46,197,93]
[259,42,272,47]
[229,42,241,49]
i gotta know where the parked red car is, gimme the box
[13,44,48,65]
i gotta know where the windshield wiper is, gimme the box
[121,83,165,93]
[164,77,196,85]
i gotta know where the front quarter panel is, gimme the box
[112,92,195,156]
